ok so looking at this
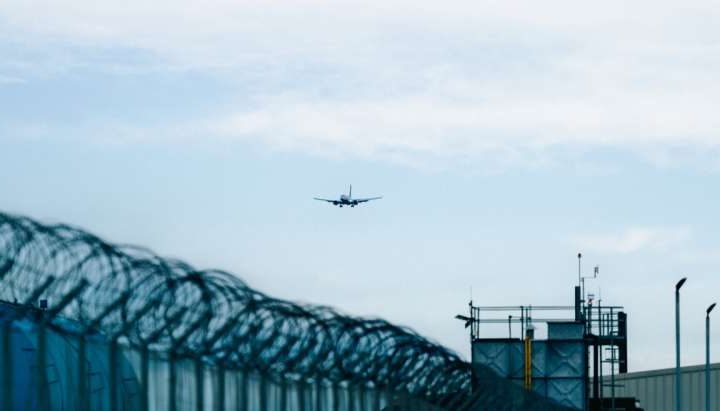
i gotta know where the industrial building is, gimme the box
[462,273,718,411]
[601,363,720,411]
[460,278,634,410]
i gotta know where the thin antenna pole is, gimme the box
[578,253,582,287]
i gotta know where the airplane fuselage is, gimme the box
[335,195,358,207]
[314,185,381,207]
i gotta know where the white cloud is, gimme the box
[2,0,720,168]
[573,226,691,254]
[0,74,24,84]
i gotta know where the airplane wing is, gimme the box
[354,196,383,203]
[314,197,337,203]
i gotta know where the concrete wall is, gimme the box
[601,363,720,411]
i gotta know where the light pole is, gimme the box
[706,302,716,411]
[675,277,687,411]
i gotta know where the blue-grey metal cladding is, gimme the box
[472,322,586,410]
[601,363,720,411]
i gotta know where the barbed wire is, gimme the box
[0,211,572,410]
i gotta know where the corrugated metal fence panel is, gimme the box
[600,363,720,411]
[2,319,424,411]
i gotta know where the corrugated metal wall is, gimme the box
[601,363,720,411]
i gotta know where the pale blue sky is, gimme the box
[2,0,720,372]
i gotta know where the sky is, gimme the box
[1,0,720,372]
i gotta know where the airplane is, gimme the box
[314,185,382,207]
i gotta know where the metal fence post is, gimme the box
[141,347,149,411]
[216,365,225,411]
[372,386,381,411]
[348,384,355,411]
[195,359,204,411]
[169,353,178,411]
[315,380,323,411]
[279,378,287,411]
[298,380,307,411]
[2,321,12,411]
[259,373,268,411]
[37,316,49,411]
[78,334,88,411]
[109,340,118,411]
[332,382,340,411]
[358,384,366,411]
[239,370,248,411]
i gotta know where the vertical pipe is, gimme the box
[706,304,715,411]
[592,341,599,400]
[2,322,12,411]
[574,286,582,322]
[523,327,533,391]
[706,313,710,411]
[610,347,616,411]
[598,330,605,404]
[675,281,683,411]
